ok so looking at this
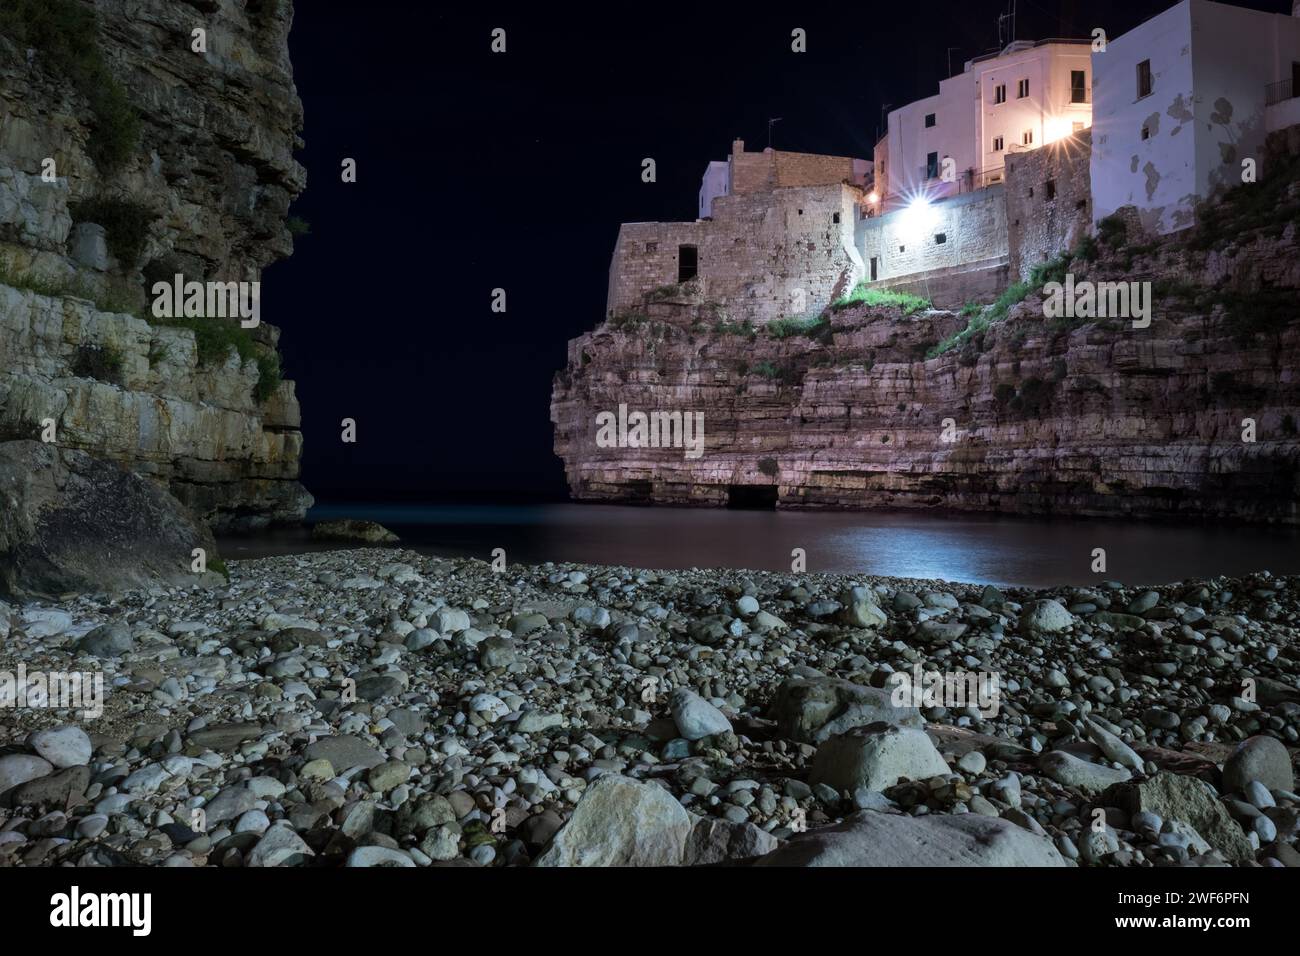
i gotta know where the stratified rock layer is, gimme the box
[0,1,310,531]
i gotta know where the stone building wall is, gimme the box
[728,141,863,195]
[1006,130,1094,281]
[855,186,1008,306]
[606,183,865,324]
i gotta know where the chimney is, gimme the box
[732,138,745,156]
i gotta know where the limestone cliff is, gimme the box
[0,0,310,532]
[552,130,1300,524]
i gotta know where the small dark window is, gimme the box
[925,113,936,128]
[993,135,1004,152]
[645,241,658,253]
[1045,180,1056,201]
[1022,129,1033,146]
[677,244,697,282]
[1076,198,1088,210]
[926,151,939,179]
[870,257,878,281]
[1137,59,1153,99]
[1017,78,1029,99]
[994,83,1006,104]
[1071,70,1087,104]
[1141,123,1151,141]
[797,208,803,215]
[832,211,840,223]
[1028,186,1034,198]
[899,245,906,253]
[934,233,947,244]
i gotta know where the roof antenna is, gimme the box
[767,117,783,149]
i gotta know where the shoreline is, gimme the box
[1,547,1297,867]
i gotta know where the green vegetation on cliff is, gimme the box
[0,0,142,172]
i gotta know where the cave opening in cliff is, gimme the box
[726,485,778,509]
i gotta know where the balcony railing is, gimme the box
[1266,78,1296,106]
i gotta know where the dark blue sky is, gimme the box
[265,0,1289,503]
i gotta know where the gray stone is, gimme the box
[683,817,779,865]
[1023,599,1074,633]
[27,725,92,767]
[346,846,416,867]
[76,624,134,658]
[810,724,950,793]
[1223,735,1294,794]
[670,689,732,740]
[754,810,1066,867]
[534,774,691,867]
[771,676,922,745]
[0,754,53,794]
[1103,772,1253,865]
[303,735,385,771]
[1038,751,1131,794]
[311,520,398,544]
[246,824,315,867]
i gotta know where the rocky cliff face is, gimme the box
[0,0,310,533]
[553,132,1300,525]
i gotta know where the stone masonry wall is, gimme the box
[855,186,1009,306]
[1006,130,1094,281]
[606,184,865,324]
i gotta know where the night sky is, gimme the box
[266,0,1289,504]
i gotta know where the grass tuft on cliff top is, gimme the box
[830,283,930,315]
[0,0,142,172]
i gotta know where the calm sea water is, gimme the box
[215,502,1300,589]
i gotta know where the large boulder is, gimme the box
[683,818,779,866]
[534,774,691,867]
[810,724,951,793]
[0,441,218,600]
[754,811,1067,867]
[1222,735,1294,794]
[1102,772,1253,864]
[771,676,923,745]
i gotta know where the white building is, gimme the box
[698,161,730,219]
[1090,0,1300,234]
[875,39,1093,212]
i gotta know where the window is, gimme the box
[677,244,697,282]
[870,257,878,281]
[1017,78,1029,98]
[899,245,906,253]
[1137,59,1153,99]
[993,135,1004,152]
[1023,129,1033,146]
[934,233,947,244]
[1141,123,1151,141]
[994,83,1007,104]
[645,241,658,253]
[1045,180,1056,201]
[1071,70,1087,104]
[924,113,936,128]
[832,211,840,223]
[926,151,939,179]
